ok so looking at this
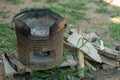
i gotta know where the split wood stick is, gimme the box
[64,34,120,61]
[101,55,119,67]
[64,41,120,67]
[64,41,77,51]
[93,43,120,61]
[77,27,85,77]
[85,60,97,71]
[4,53,27,74]
[102,64,114,70]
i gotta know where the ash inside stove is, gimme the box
[23,15,56,37]
[31,51,54,63]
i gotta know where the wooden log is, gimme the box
[64,41,77,51]
[4,53,27,74]
[81,32,120,61]
[70,29,100,42]
[99,40,104,50]
[85,55,120,68]
[116,48,120,70]
[67,33,102,62]
[3,53,31,80]
[64,41,120,67]
[64,33,120,61]
[101,56,119,67]
[93,43,120,61]
[102,64,114,70]
[77,27,85,77]
[64,41,94,61]
[3,53,17,79]
[77,27,85,69]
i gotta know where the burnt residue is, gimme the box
[13,8,65,40]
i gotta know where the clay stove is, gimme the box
[13,9,66,70]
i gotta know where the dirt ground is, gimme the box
[93,69,120,80]
[0,0,120,48]
[0,0,120,80]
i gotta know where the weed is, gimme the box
[44,5,66,15]
[6,0,21,4]
[32,48,90,80]
[32,67,90,80]
[111,8,120,16]
[69,10,86,20]
[109,23,120,40]
[0,23,17,52]
[79,0,95,3]
[96,6,110,13]
[63,48,76,61]
[0,8,9,18]
[20,7,32,12]
[33,0,41,2]
[60,1,87,10]
[94,0,108,6]
[104,43,113,47]
[46,0,58,3]
[61,1,88,23]
[20,6,39,12]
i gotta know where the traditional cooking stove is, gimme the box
[13,9,66,70]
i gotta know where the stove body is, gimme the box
[13,9,66,70]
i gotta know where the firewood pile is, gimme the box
[0,26,120,79]
[64,27,120,71]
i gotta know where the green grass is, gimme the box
[6,0,21,4]
[20,6,67,18]
[96,6,110,13]
[32,67,90,80]
[109,23,120,40]
[20,7,32,12]
[94,0,109,6]
[111,8,120,16]
[46,0,58,3]
[60,1,87,10]
[63,48,77,61]
[58,1,87,22]
[0,23,17,52]
[20,5,74,24]
[0,9,9,18]
[21,0,87,24]
[1,0,116,79]
[104,43,113,48]
[45,6,66,15]
[69,10,86,20]
[21,5,66,16]
[33,0,41,2]
[32,48,90,80]
[20,6,40,12]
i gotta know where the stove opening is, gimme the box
[31,51,54,63]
